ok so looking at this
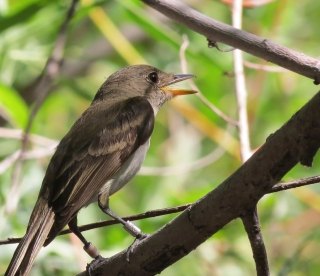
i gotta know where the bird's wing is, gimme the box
[39,96,154,237]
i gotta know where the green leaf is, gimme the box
[0,84,29,127]
[0,1,45,33]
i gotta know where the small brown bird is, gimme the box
[6,65,196,276]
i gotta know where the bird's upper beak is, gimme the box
[161,74,197,97]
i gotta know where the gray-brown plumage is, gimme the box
[5,65,195,276]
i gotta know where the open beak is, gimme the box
[161,74,197,97]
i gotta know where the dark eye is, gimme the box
[148,71,159,83]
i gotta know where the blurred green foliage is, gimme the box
[0,0,320,275]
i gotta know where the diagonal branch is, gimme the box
[143,0,320,83]
[77,90,320,275]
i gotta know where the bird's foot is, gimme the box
[126,233,150,262]
[86,255,105,276]
[83,242,100,259]
[122,220,146,239]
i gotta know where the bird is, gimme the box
[5,64,196,276]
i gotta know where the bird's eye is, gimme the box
[148,71,159,83]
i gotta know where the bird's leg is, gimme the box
[98,194,149,262]
[68,216,103,259]
[68,217,105,274]
[98,194,147,240]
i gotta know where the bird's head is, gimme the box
[94,65,196,112]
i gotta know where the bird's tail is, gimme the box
[5,197,55,276]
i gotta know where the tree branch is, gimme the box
[0,204,190,245]
[270,175,320,193]
[77,90,320,275]
[143,0,320,83]
[5,0,79,214]
[242,207,269,276]
[232,0,251,161]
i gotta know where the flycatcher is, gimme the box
[6,64,196,276]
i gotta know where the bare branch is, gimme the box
[143,0,320,83]
[139,147,224,176]
[270,175,320,193]
[5,0,79,214]
[232,0,251,161]
[0,127,57,147]
[179,35,238,126]
[244,60,288,73]
[0,204,190,245]
[242,207,269,276]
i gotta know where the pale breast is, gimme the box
[98,139,150,198]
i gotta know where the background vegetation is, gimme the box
[0,0,319,275]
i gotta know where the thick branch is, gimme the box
[78,90,320,275]
[143,0,320,83]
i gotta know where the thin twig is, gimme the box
[1,174,320,246]
[5,0,79,214]
[269,175,320,193]
[0,127,57,147]
[139,147,225,176]
[0,204,190,245]
[244,60,288,73]
[0,146,57,174]
[232,0,251,161]
[0,151,21,174]
[179,35,238,126]
[0,125,225,176]
[0,128,58,174]
[241,207,270,276]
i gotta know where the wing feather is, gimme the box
[40,96,154,243]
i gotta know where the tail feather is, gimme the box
[5,198,55,276]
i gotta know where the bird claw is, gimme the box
[86,255,105,276]
[126,233,149,262]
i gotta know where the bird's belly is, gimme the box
[99,139,150,197]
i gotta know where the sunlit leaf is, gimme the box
[0,84,29,127]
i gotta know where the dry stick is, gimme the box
[0,204,190,245]
[0,127,57,147]
[0,125,224,176]
[0,146,57,174]
[242,207,269,276]
[139,147,225,176]
[232,1,267,274]
[0,127,58,173]
[244,60,288,73]
[143,0,320,83]
[4,0,79,214]
[232,0,251,161]
[179,35,238,126]
[1,174,319,246]
[270,175,320,193]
